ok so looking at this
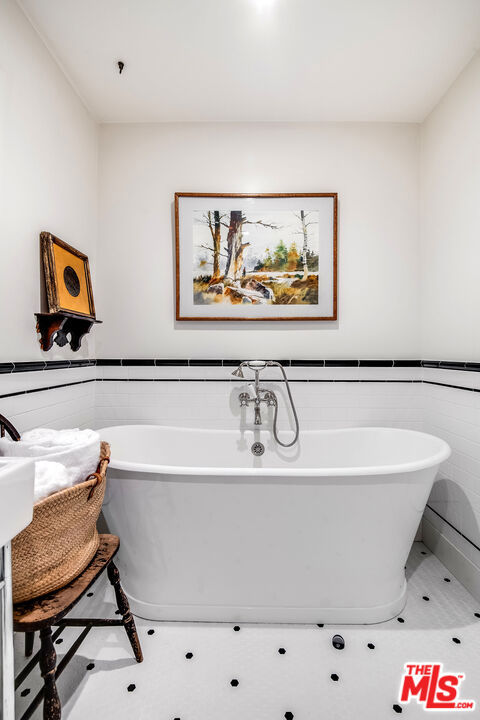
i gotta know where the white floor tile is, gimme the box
[14,542,480,720]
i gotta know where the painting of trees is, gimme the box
[177,192,337,320]
[287,241,300,271]
[196,211,227,281]
[193,207,320,305]
[293,210,317,279]
[223,211,281,282]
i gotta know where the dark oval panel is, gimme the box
[64,265,81,297]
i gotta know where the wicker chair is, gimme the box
[0,414,143,720]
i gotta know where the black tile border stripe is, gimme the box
[94,379,478,393]
[0,360,479,396]
[426,505,480,555]
[466,363,480,372]
[122,359,155,366]
[97,378,422,384]
[0,378,95,400]
[291,360,324,367]
[0,360,97,374]
[424,381,480,393]
[95,359,121,366]
[12,361,46,373]
[5,375,475,396]
[156,359,189,366]
[325,359,358,367]
[359,360,394,367]
[1,358,478,371]
[44,361,71,370]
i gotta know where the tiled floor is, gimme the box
[14,543,480,719]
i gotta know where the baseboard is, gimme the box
[423,515,480,602]
[125,581,407,625]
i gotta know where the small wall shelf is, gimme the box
[35,312,102,352]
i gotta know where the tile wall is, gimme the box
[1,358,479,598]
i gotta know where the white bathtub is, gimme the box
[100,425,450,624]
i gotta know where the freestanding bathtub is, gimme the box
[99,425,450,624]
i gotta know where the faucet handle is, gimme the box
[264,390,277,407]
[239,392,250,407]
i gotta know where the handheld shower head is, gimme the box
[231,365,245,379]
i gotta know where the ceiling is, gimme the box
[18,0,480,123]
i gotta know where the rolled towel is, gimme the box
[34,461,80,502]
[0,428,98,455]
[0,428,100,486]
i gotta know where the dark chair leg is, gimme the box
[107,561,143,663]
[39,626,61,720]
[25,630,35,657]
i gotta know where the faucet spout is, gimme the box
[254,401,262,425]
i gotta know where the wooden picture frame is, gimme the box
[175,193,337,321]
[40,232,96,319]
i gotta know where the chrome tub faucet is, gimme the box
[238,389,276,425]
[232,360,300,446]
[235,361,276,425]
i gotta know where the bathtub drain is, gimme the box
[251,442,265,456]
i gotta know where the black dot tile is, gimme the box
[422,595,430,601]
[55,638,63,645]
[278,648,286,654]
[474,613,480,619]
[86,663,95,671]
[86,592,94,597]
[331,673,339,681]
[127,684,136,692]
[452,637,461,644]
[230,679,239,687]
[444,577,451,582]
[367,643,375,649]
[397,617,405,623]
[285,713,294,720]
[20,688,30,697]
[393,704,403,713]
[332,634,345,649]
[317,623,324,627]
[233,625,240,631]
[185,652,193,659]
[421,551,427,555]
[147,629,155,635]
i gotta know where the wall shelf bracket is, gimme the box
[35,312,102,352]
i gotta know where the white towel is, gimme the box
[0,428,100,486]
[34,461,82,503]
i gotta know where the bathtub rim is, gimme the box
[99,425,451,478]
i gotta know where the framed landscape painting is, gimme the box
[175,193,337,321]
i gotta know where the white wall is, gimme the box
[419,52,480,598]
[97,122,420,359]
[422,368,480,600]
[420,51,480,361]
[1,5,479,596]
[0,0,98,362]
